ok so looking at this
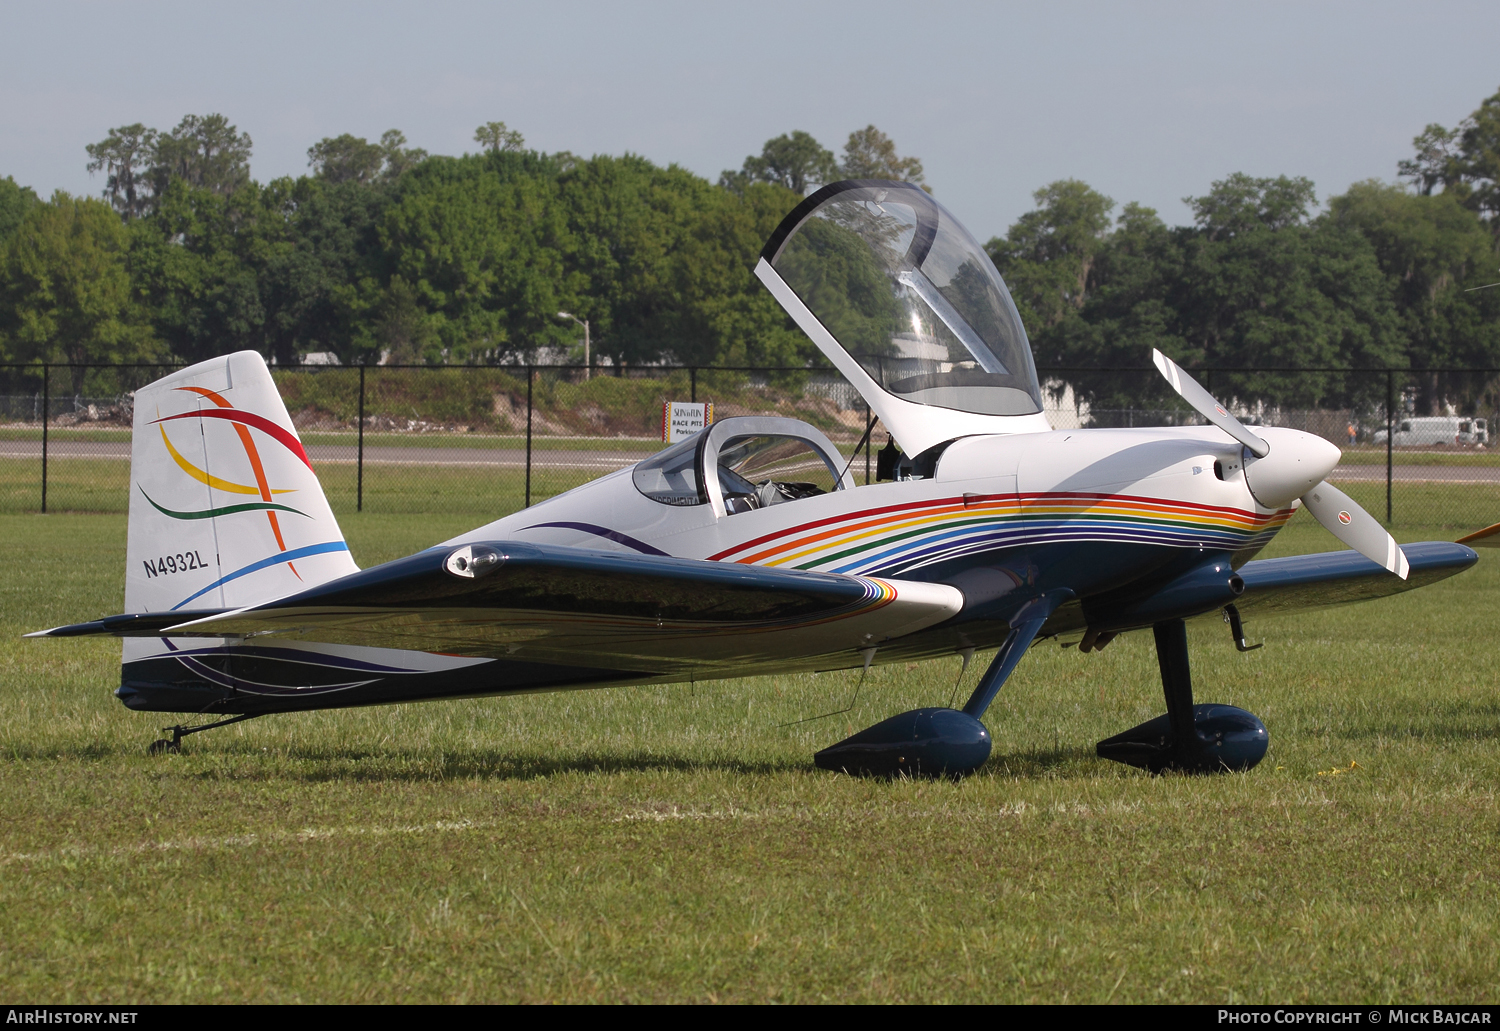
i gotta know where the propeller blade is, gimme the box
[1301,481,1409,579]
[1152,349,1270,458]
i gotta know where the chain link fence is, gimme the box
[2,363,1496,539]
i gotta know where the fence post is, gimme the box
[1386,370,1394,525]
[525,365,533,508]
[356,364,366,513]
[40,364,49,514]
[690,367,697,404]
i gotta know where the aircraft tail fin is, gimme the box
[124,351,359,616]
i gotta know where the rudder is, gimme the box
[124,351,359,616]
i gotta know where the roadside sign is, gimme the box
[663,401,713,443]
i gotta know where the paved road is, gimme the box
[0,440,657,470]
[3,440,1498,481]
[1327,465,1500,484]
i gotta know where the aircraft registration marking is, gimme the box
[142,551,209,579]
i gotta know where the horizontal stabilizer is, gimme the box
[25,610,229,638]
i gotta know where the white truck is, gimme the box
[1372,415,1488,446]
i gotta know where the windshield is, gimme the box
[632,435,703,506]
[765,181,1042,417]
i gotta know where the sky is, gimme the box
[3,0,1498,241]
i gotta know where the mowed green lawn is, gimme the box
[0,493,1497,1003]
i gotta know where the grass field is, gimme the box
[0,498,1498,1002]
[0,458,610,518]
[5,450,1498,529]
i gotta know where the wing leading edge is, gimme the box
[1229,541,1477,617]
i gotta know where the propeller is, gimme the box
[1152,349,1408,580]
[1152,350,1269,458]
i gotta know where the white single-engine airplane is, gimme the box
[31,180,1497,775]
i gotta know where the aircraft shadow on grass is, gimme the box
[131,741,1106,782]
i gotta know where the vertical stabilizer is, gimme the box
[124,351,359,616]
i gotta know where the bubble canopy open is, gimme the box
[758,181,1043,428]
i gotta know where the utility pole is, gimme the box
[557,311,590,381]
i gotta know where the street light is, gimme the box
[556,311,589,381]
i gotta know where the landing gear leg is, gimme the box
[1154,618,1197,766]
[1095,618,1268,774]
[813,591,1072,778]
[148,713,264,755]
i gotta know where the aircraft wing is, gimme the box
[48,541,963,678]
[1228,541,1477,617]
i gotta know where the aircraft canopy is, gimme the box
[760,181,1043,424]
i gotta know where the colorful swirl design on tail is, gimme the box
[144,386,313,579]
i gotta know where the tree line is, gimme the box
[0,119,927,383]
[0,92,1497,411]
[989,90,1500,412]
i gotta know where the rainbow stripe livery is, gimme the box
[712,492,1296,575]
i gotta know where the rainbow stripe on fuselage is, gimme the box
[712,491,1294,577]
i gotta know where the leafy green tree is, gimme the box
[650,180,811,366]
[0,193,163,391]
[474,121,525,154]
[1011,198,1191,409]
[0,176,40,245]
[999,175,1403,412]
[374,149,574,363]
[1399,87,1500,235]
[256,176,391,365]
[377,130,427,180]
[363,275,436,363]
[129,171,387,366]
[308,134,386,185]
[126,179,269,363]
[85,124,156,220]
[556,154,707,365]
[307,130,428,186]
[1398,123,1461,196]
[987,180,1115,330]
[721,131,839,196]
[148,114,253,199]
[1329,180,1500,409]
[1186,173,1317,238]
[841,126,929,191]
[374,149,809,367]
[1173,176,1403,403]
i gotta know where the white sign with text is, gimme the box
[662,401,714,443]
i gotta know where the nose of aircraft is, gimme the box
[1242,428,1341,508]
